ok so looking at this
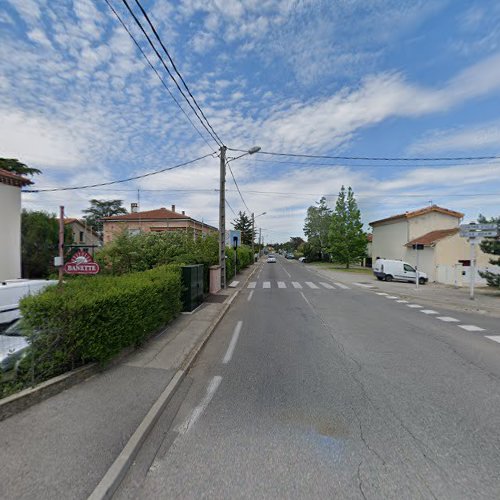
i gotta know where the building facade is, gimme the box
[64,219,102,252]
[0,169,32,280]
[102,205,216,244]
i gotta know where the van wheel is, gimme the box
[376,276,383,281]
[385,275,393,282]
[419,277,426,285]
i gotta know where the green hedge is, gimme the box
[19,265,182,381]
[226,245,253,281]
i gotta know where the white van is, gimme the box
[372,259,428,284]
[0,279,58,325]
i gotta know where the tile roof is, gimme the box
[102,207,188,221]
[405,228,459,247]
[0,168,32,187]
[369,205,464,226]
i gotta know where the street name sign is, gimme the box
[460,230,498,238]
[460,223,498,231]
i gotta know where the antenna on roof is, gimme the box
[428,200,433,206]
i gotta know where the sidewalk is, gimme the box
[0,265,256,500]
[308,264,500,318]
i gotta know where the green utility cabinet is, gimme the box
[181,264,204,312]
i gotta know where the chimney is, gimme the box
[171,204,175,212]
[182,210,185,215]
[131,203,138,213]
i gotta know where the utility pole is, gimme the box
[219,146,227,288]
[470,237,476,300]
[259,227,262,257]
[251,212,255,262]
[58,206,65,285]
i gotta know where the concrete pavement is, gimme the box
[116,255,500,499]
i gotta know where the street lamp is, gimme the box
[252,211,266,261]
[219,145,261,289]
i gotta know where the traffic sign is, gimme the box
[460,223,498,231]
[460,230,498,238]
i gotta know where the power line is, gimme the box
[22,152,216,193]
[226,161,251,213]
[119,0,223,147]
[133,0,224,147]
[225,199,237,216]
[103,0,216,151]
[227,147,500,162]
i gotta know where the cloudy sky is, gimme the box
[1,0,500,242]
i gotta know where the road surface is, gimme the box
[116,256,500,499]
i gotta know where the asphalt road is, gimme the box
[116,256,500,499]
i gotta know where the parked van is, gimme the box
[372,259,428,284]
[0,279,58,326]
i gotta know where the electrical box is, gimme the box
[181,264,204,312]
[54,256,63,267]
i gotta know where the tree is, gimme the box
[478,214,500,288]
[21,210,72,278]
[328,186,366,268]
[303,197,332,261]
[0,158,41,176]
[82,199,127,236]
[232,211,254,245]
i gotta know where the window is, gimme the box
[79,231,84,242]
[404,264,415,272]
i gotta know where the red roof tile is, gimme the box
[405,228,459,247]
[102,207,188,221]
[369,205,464,226]
[0,168,32,187]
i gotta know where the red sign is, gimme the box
[63,250,100,275]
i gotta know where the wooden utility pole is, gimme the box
[58,206,64,285]
[219,146,227,288]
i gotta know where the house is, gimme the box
[369,205,491,283]
[0,169,32,280]
[102,204,217,244]
[63,219,102,251]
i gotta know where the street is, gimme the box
[115,256,500,499]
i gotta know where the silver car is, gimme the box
[0,320,30,372]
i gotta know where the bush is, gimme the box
[226,245,253,280]
[18,265,182,382]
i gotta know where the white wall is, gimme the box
[403,246,436,281]
[0,183,22,280]
[371,220,408,261]
[408,212,460,240]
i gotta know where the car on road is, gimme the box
[298,256,307,263]
[372,258,428,284]
[267,254,276,263]
[285,253,294,259]
[0,319,31,372]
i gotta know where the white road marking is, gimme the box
[407,304,423,308]
[354,283,375,288]
[300,291,313,309]
[292,282,302,289]
[437,316,459,322]
[334,282,349,289]
[376,292,389,296]
[247,282,256,289]
[396,300,409,303]
[486,336,500,344]
[305,282,319,289]
[247,291,254,302]
[458,325,485,332]
[319,282,335,289]
[385,295,398,299]
[263,281,271,288]
[277,281,287,288]
[228,281,239,288]
[420,309,438,314]
[223,321,243,364]
[177,376,222,434]
[280,265,291,278]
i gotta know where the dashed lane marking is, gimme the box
[334,282,349,289]
[385,295,398,299]
[396,300,409,303]
[420,309,438,314]
[376,292,388,296]
[486,336,500,344]
[354,283,375,288]
[247,291,254,302]
[277,281,287,288]
[223,321,243,364]
[263,281,271,289]
[305,282,319,289]
[292,282,302,289]
[437,316,459,322]
[458,324,485,332]
[247,282,256,289]
[407,304,423,308]
[319,282,335,289]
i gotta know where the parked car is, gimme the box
[372,259,428,284]
[0,319,31,372]
[285,253,294,259]
[267,254,276,263]
[298,257,307,263]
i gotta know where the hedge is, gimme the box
[226,245,254,281]
[18,265,182,382]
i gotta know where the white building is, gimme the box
[0,169,32,280]
[370,205,492,284]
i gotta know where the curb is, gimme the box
[88,262,260,500]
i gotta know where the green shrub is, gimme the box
[226,245,253,280]
[18,265,182,382]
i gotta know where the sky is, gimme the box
[1,0,500,243]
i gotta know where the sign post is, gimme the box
[469,238,476,300]
[412,243,424,289]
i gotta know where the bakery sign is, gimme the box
[63,250,100,275]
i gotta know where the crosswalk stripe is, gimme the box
[277,281,287,288]
[305,282,319,289]
[247,282,256,289]
[354,283,374,288]
[263,281,271,288]
[334,282,349,289]
[458,324,485,332]
[292,282,302,289]
[319,282,335,289]
[229,281,239,288]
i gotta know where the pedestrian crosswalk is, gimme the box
[247,280,347,290]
